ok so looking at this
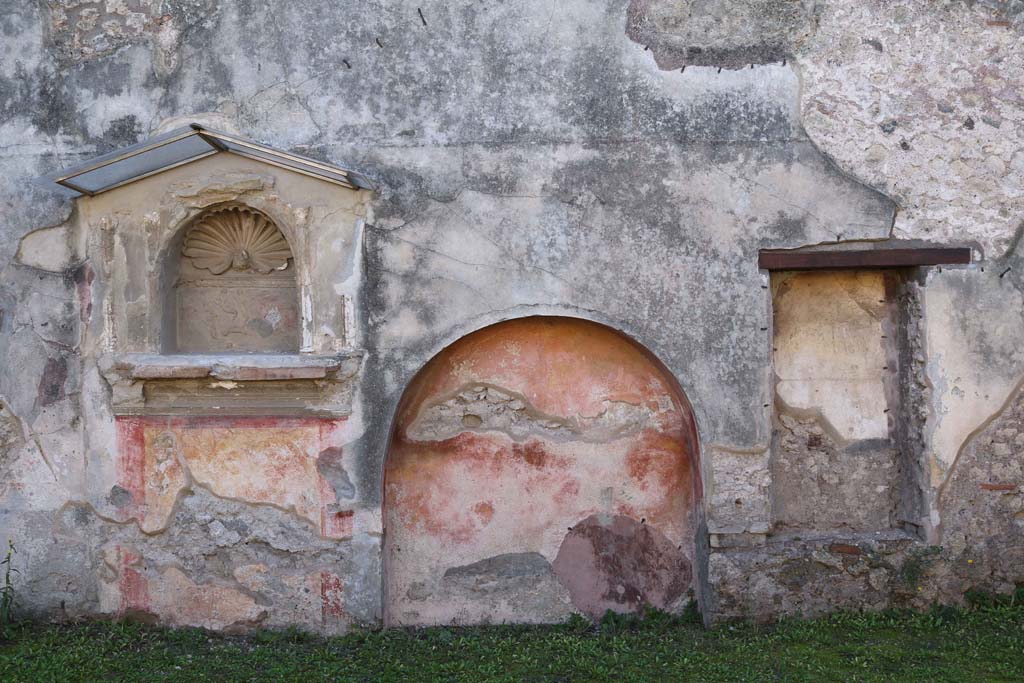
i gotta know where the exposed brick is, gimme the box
[979,483,1018,491]
[829,543,862,556]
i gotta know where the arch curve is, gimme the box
[383,316,703,625]
[161,202,300,353]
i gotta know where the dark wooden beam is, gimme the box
[758,247,971,271]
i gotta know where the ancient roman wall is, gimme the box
[0,1,1021,630]
[384,317,701,625]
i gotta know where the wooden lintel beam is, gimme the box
[758,247,971,271]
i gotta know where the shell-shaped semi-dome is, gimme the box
[182,206,292,274]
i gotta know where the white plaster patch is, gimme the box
[924,269,1024,489]
[773,271,890,441]
[16,225,73,272]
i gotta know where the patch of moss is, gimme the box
[898,545,943,587]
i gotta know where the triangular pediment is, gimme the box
[52,123,373,196]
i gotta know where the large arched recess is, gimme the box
[382,316,703,626]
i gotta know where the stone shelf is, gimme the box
[101,353,357,381]
[99,352,363,417]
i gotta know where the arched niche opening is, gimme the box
[383,316,702,626]
[162,204,300,353]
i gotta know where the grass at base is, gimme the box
[1,602,1022,683]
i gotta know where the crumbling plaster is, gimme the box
[626,0,1024,599]
[794,0,1024,259]
[0,0,1020,629]
[631,0,1024,257]
[384,317,701,625]
[772,270,893,441]
[923,265,1024,534]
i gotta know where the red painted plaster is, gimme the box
[114,415,351,536]
[320,571,344,621]
[114,417,147,518]
[322,507,354,538]
[75,264,94,323]
[383,317,701,625]
[114,545,150,616]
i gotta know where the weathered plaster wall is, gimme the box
[790,3,1024,553]
[795,0,1024,258]
[384,317,699,625]
[936,380,1024,598]
[630,0,1024,254]
[769,271,901,533]
[712,366,1024,623]
[0,0,1021,630]
[627,0,1024,617]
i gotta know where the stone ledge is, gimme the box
[764,528,919,546]
[100,352,358,380]
[710,528,920,551]
[99,352,363,416]
[709,533,767,549]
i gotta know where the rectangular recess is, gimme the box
[758,248,971,271]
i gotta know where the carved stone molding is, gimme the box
[182,206,292,274]
[99,352,364,417]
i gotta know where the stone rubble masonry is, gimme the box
[795,0,1024,259]
[772,412,899,533]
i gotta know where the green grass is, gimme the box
[1,602,1022,683]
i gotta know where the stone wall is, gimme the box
[772,413,900,533]
[769,270,902,533]
[0,0,1021,630]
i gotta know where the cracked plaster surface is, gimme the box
[406,383,660,444]
[793,1,1024,258]
[628,1,1024,257]
[0,0,1021,628]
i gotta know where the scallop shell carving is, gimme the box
[182,207,292,274]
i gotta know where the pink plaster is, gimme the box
[115,415,352,537]
[383,317,701,625]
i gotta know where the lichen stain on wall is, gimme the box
[383,317,700,625]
